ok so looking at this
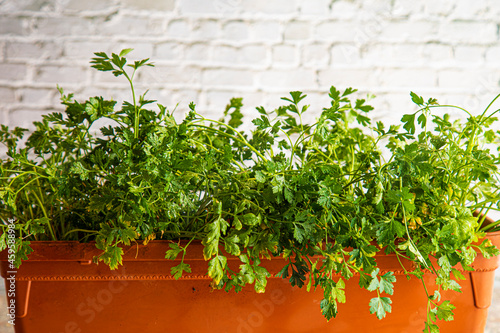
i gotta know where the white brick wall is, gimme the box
[0,0,499,128]
[0,2,499,331]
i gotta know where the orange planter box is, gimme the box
[1,232,499,333]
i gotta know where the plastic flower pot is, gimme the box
[1,232,499,333]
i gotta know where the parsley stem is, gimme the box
[29,190,56,241]
[122,69,139,139]
[62,229,99,238]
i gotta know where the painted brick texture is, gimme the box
[0,0,499,127]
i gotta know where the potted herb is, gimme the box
[1,50,499,333]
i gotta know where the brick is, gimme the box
[439,21,497,44]
[179,0,245,15]
[249,20,281,42]
[64,42,117,61]
[485,46,500,63]
[185,43,211,61]
[357,11,395,42]
[284,20,311,41]
[318,68,381,89]
[362,43,424,66]
[0,63,28,81]
[438,69,495,89]
[1,0,55,12]
[315,21,363,42]
[359,0,393,16]
[6,41,63,60]
[100,15,165,37]
[351,19,387,46]
[192,19,220,40]
[461,81,500,111]
[33,17,95,37]
[35,65,87,84]
[167,19,191,38]
[302,42,330,68]
[178,0,220,14]
[240,0,298,15]
[454,46,485,63]
[121,0,175,11]
[380,68,437,88]
[212,44,267,67]
[421,0,454,16]
[240,45,268,66]
[391,0,422,18]
[202,68,254,87]
[61,0,115,11]
[487,0,500,17]
[422,43,453,62]
[298,0,331,15]
[450,0,490,19]
[155,42,184,61]
[221,21,248,41]
[379,20,439,42]
[0,87,16,103]
[212,0,245,14]
[212,45,240,64]
[330,0,361,18]
[258,69,316,90]
[0,17,26,36]
[0,107,8,128]
[272,44,299,66]
[142,64,201,86]
[8,109,52,130]
[331,44,361,65]
[19,87,55,105]
[0,41,5,62]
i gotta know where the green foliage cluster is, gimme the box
[1,50,500,332]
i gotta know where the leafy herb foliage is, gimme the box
[1,50,499,331]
